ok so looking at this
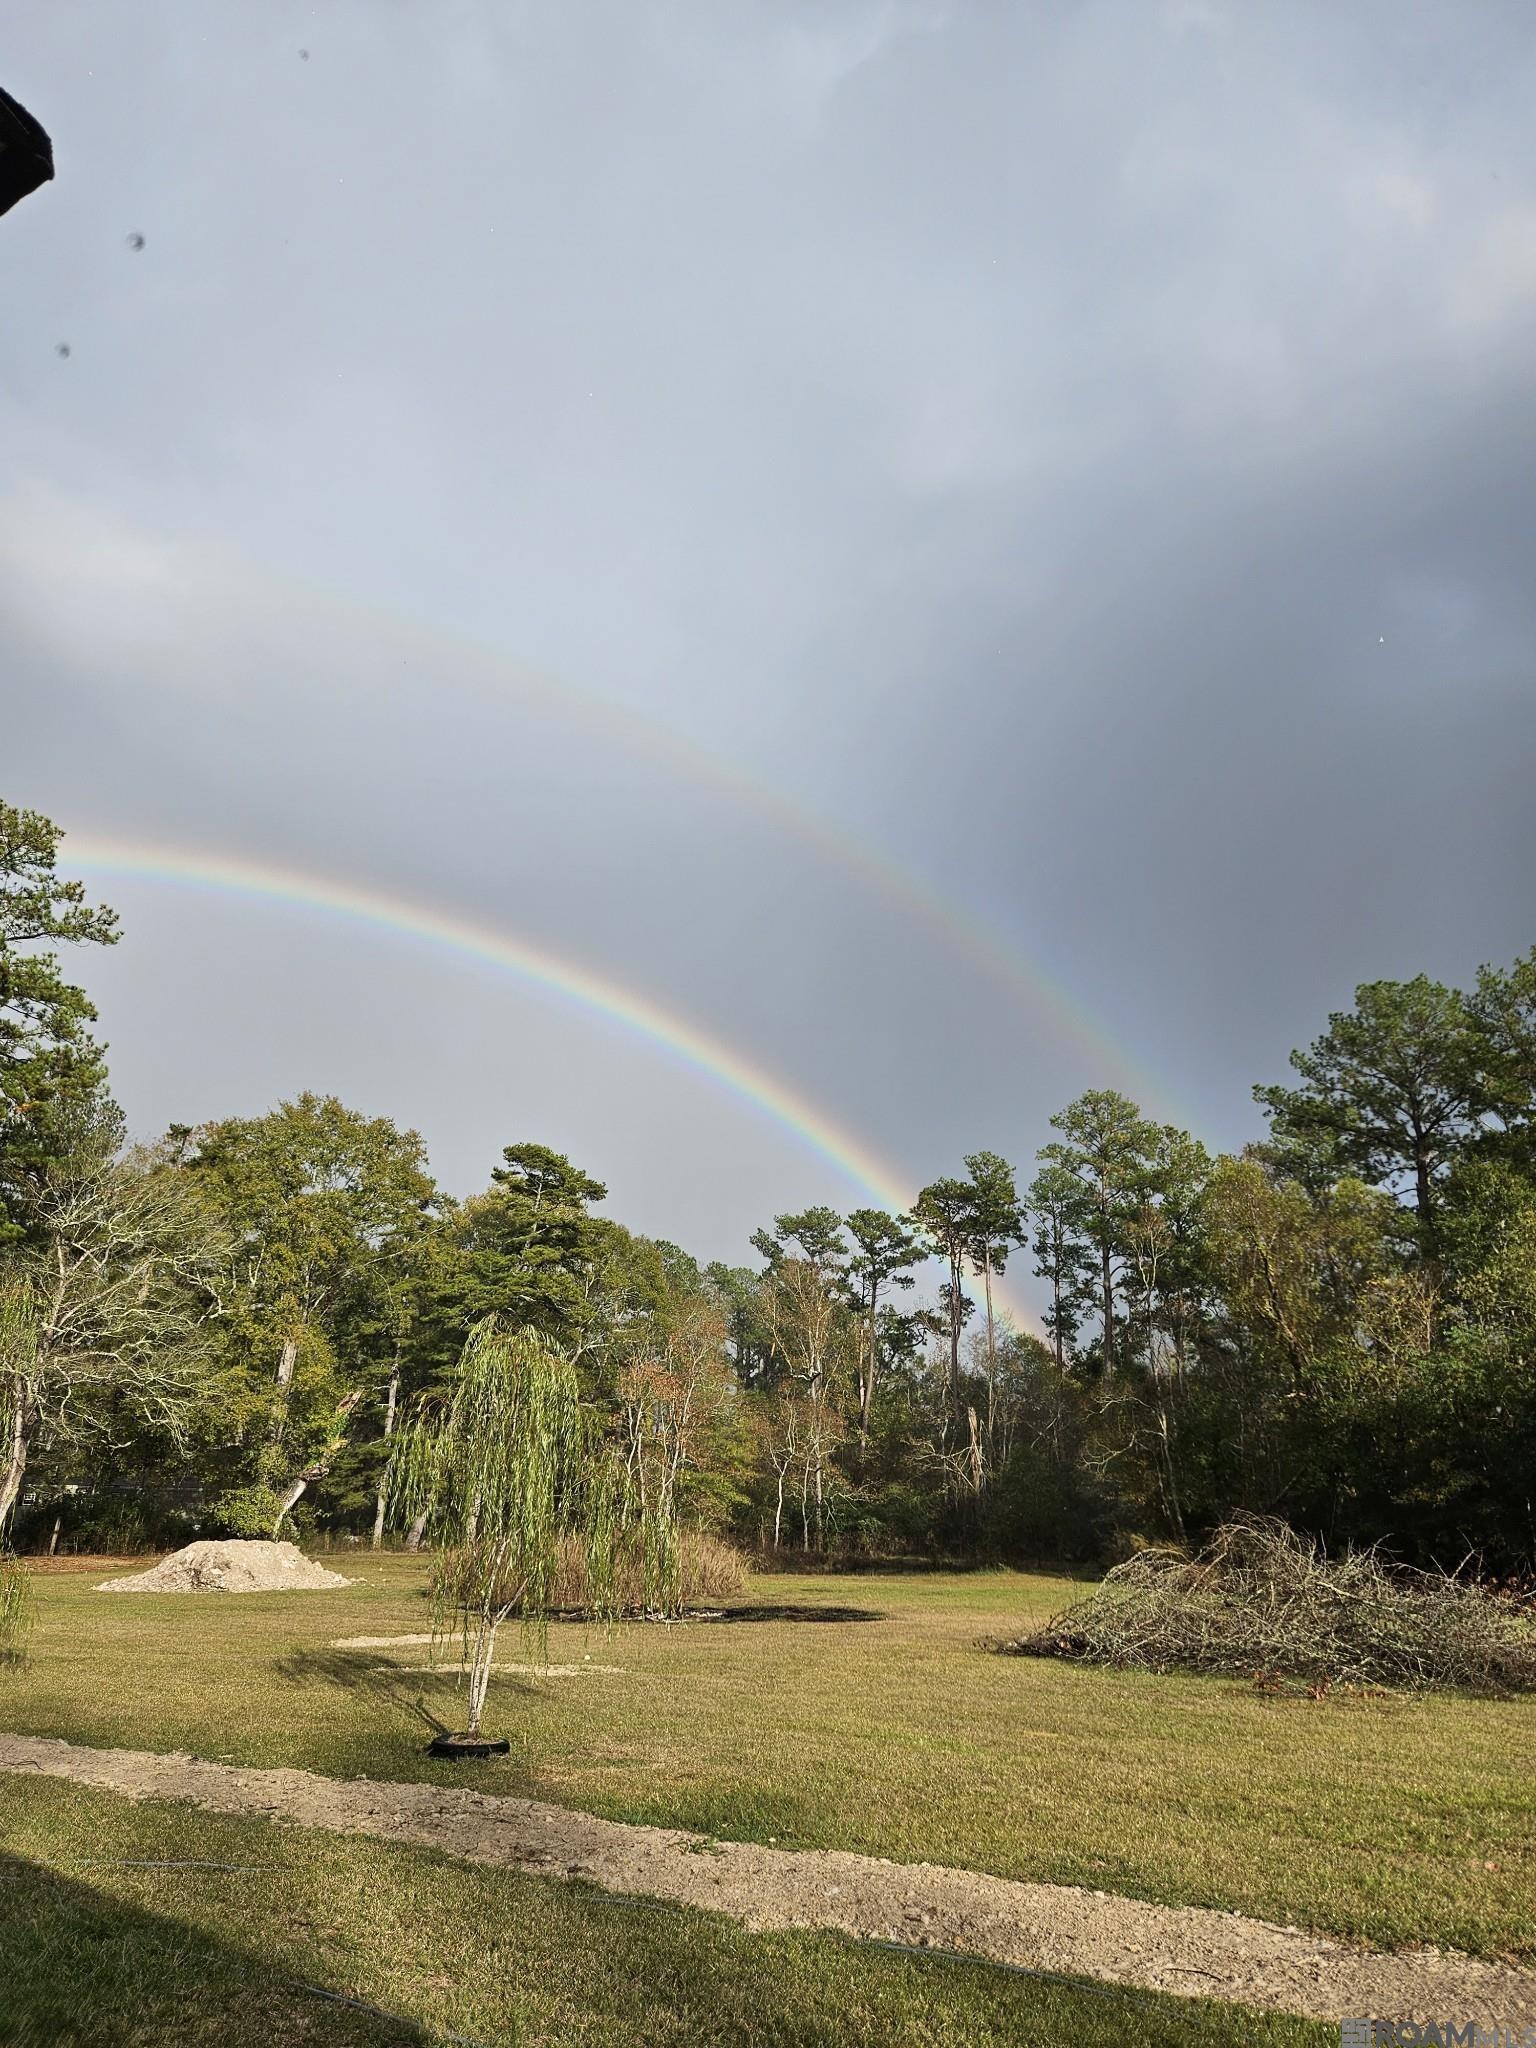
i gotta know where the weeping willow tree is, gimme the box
[390,1318,671,1742]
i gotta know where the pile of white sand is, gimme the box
[98,1539,351,1594]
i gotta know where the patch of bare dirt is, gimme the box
[97,1541,350,1594]
[388,1664,624,1678]
[21,1555,157,1577]
[0,1732,1532,2025]
[332,1633,441,1649]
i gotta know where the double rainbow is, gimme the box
[72,836,1045,1329]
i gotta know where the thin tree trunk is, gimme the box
[466,1610,499,1736]
[860,1284,878,1441]
[0,1390,28,1535]
[371,1355,401,1551]
[983,1252,996,1377]
[404,1509,429,1552]
[48,1510,63,1556]
[1156,1403,1187,1546]
[274,1469,314,1525]
[982,1252,997,1451]
[271,1337,298,1444]
[1413,1130,1437,1250]
[273,1391,363,1534]
[947,1254,966,1436]
[1100,1238,1115,1385]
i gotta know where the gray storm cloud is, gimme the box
[2,0,1534,1281]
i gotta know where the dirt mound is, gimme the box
[98,1540,350,1594]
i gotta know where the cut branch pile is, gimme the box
[1001,1516,1536,1693]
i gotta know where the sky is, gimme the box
[4,1,1536,1304]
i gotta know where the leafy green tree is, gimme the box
[1469,948,1536,1169]
[1026,1162,1086,1368]
[1036,1092,1161,1383]
[909,1176,974,1425]
[1434,1162,1536,1561]
[705,1261,771,1387]
[843,1207,924,1439]
[187,1094,438,1523]
[1121,1127,1212,1376]
[0,801,119,1241]
[1199,1154,1398,1407]
[962,1149,1023,1412]
[361,1223,462,1547]
[750,1206,848,1279]
[1255,977,1485,1241]
[449,1142,610,1344]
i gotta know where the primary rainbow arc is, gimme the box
[72,836,1042,1330]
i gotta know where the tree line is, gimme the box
[3,796,1534,1571]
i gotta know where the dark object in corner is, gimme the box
[0,86,54,220]
[427,1732,511,1761]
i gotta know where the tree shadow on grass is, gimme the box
[704,1603,886,1624]
[273,1648,553,1731]
[272,1648,456,1736]
[0,1853,414,2047]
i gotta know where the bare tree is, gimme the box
[617,1297,731,1533]
[758,1255,856,1547]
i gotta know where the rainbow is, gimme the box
[290,589,1169,1115]
[71,836,1041,1329]
[4,485,1163,1115]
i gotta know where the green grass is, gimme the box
[3,1557,1532,1959]
[0,1773,1326,2047]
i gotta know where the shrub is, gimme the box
[55,1498,188,1556]
[1003,1515,1536,1694]
[207,1485,295,1542]
[550,1525,745,1615]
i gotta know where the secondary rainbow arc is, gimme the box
[6,481,1164,1116]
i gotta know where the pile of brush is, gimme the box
[1003,1516,1536,1694]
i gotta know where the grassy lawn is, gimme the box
[0,1773,1327,2048]
[1,1556,1531,1961]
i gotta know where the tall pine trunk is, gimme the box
[859,1281,879,1441]
[947,1248,967,1438]
[982,1251,997,1451]
[1100,1237,1115,1385]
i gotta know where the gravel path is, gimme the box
[3,1731,1533,2026]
